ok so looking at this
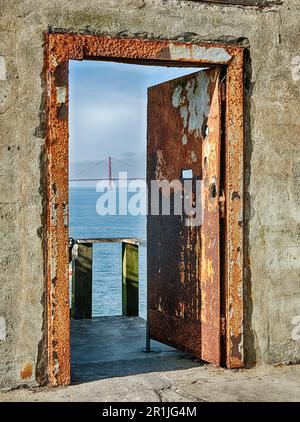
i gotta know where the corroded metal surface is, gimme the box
[46,35,70,386]
[200,69,221,365]
[225,49,244,368]
[46,34,244,385]
[147,69,221,364]
[48,33,235,66]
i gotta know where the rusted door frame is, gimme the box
[45,33,244,386]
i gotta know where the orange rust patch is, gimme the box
[20,362,33,379]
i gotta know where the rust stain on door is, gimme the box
[147,68,221,364]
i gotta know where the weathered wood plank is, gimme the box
[73,237,146,247]
[122,242,139,317]
[71,243,93,319]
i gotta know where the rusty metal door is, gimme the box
[147,68,221,365]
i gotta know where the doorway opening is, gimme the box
[68,61,205,383]
[46,35,244,386]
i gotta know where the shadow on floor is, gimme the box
[71,316,204,384]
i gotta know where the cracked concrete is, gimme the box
[1,315,299,402]
[0,364,299,402]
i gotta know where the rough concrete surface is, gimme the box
[0,364,300,402]
[0,0,300,389]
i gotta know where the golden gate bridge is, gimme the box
[69,156,146,184]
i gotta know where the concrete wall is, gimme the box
[0,0,299,389]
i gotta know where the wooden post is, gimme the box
[122,242,139,316]
[71,243,93,319]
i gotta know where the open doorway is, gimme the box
[46,35,244,386]
[68,61,205,383]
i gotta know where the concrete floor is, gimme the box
[0,316,300,402]
[70,316,202,383]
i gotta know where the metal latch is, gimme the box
[219,190,226,219]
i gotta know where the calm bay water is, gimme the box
[69,187,147,318]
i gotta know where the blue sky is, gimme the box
[69,60,199,166]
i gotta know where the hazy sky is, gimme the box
[69,60,198,164]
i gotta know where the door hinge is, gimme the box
[221,315,226,336]
[219,190,226,219]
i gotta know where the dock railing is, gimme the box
[69,237,146,319]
